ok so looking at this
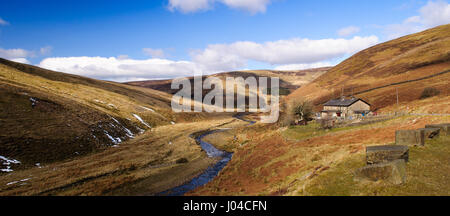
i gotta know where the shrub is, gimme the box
[293,100,314,125]
[318,117,335,130]
[279,99,314,126]
[420,87,440,99]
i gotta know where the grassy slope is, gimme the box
[0,58,241,195]
[0,117,237,195]
[189,115,450,196]
[126,68,330,96]
[188,25,450,196]
[303,135,450,196]
[288,24,450,112]
[0,58,196,170]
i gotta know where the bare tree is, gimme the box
[279,99,314,126]
[292,100,314,125]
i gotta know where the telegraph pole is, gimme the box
[396,87,399,115]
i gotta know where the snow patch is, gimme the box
[137,127,145,134]
[104,130,122,144]
[133,114,151,128]
[141,106,155,112]
[30,97,37,106]
[6,178,31,186]
[0,155,21,172]
[123,127,134,138]
[111,117,120,124]
[110,117,134,138]
[93,99,106,104]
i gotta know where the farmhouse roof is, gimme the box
[323,97,370,107]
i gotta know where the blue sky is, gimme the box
[0,0,449,81]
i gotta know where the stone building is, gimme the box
[321,97,371,118]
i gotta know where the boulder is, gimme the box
[395,129,425,146]
[419,128,440,139]
[425,123,449,136]
[366,145,409,165]
[354,159,407,185]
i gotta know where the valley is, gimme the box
[0,24,449,196]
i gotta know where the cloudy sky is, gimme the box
[0,0,449,81]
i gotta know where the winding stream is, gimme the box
[157,115,255,196]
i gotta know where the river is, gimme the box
[157,115,255,196]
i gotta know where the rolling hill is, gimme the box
[0,58,181,171]
[288,24,450,113]
[126,68,329,96]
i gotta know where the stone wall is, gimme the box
[425,123,449,136]
[395,130,425,146]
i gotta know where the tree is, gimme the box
[292,100,314,125]
[279,99,315,126]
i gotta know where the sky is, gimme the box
[0,0,449,82]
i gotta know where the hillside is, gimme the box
[0,58,181,171]
[183,25,450,196]
[288,24,450,112]
[188,114,450,196]
[126,68,329,96]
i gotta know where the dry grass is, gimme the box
[188,115,450,196]
[0,116,237,195]
[302,135,450,196]
[0,58,218,170]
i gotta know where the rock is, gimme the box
[354,159,407,185]
[425,123,450,136]
[419,128,440,139]
[395,129,425,146]
[366,145,409,165]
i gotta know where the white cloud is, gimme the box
[0,18,9,26]
[37,35,379,82]
[10,58,31,64]
[337,26,360,37]
[385,22,424,39]
[0,48,32,59]
[168,0,272,14]
[38,57,203,82]
[0,46,54,65]
[405,16,421,24]
[40,46,53,55]
[385,0,450,39]
[168,0,213,13]
[419,0,450,27]
[117,55,129,60]
[142,48,165,58]
[220,0,271,14]
[191,36,379,71]
[274,62,334,71]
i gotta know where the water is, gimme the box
[157,115,255,196]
